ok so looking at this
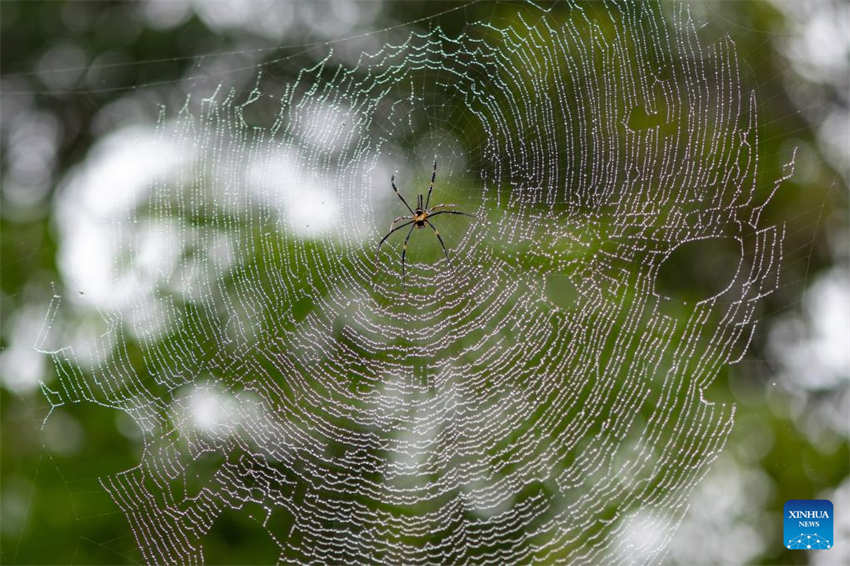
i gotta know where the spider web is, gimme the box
[39,1,796,563]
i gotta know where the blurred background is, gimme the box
[1,1,848,564]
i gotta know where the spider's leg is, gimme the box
[428,203,457,212]
[425,159,437,209]
[425,220,449,260]
[400,224,415,279]
[377,221,414,258]
[389,215,410,230]
[391,175,415,214]
[428,210,476,219]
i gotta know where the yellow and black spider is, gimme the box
[377,160,474,278]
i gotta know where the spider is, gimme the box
[377,160,474,278]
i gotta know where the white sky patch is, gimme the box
[614,510,674,565]
[768,265,850,445]
[813,476,850,566]
[302,101,358,150]
[819,109,850,179]
[769,267,850,391]
[287,185,339,237]
[173,385,271,442]
[668,454,772,565]
[246,149,341,238]
[46,125,199,367]
[0,345,45,394]
[56,125,192,311]
[59,125,186,218]
[179,385,239,437]
[140,0,192,30]
[773,1,850,85]
[191,0,295,41]
[769,0,850,179]
[0,306,49,394]
[143,0,379,40]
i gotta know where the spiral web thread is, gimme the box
[40,1,796,563]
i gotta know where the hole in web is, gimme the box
[656,237,743,303]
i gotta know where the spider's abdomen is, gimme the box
[416,220,426,228]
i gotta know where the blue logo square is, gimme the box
[784,499,833,550]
